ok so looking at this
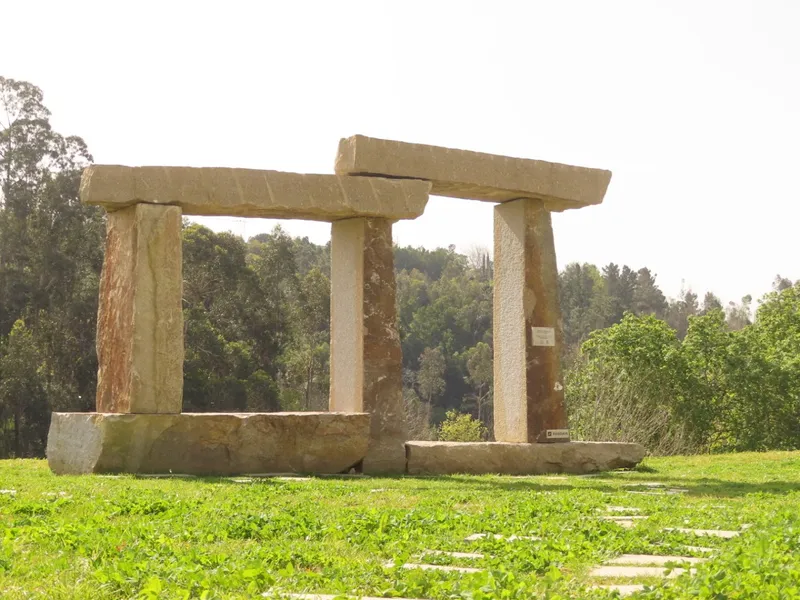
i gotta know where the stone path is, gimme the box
[465,533,539,541]
[606,554,706,566]
[664,527,740,538]
[266,495,748,600]
[421,550,484,559]
[590,565,696,578]
[384,561,482,574]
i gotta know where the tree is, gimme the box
[416,346,446,420]
[463,341,493,426]
[726,295,752,331]
[701,292,723,314]
[632,268,668,318]
[0,77,103,456]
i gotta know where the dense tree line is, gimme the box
[1,77,797,457]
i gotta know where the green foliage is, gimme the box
[437,409,487,442]
[569,285,800,453]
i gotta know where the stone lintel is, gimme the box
[47,412,371,475]
[494,198,569,443]
[81,165,430,221]
[405,441,646,475]
[96,203,183,413]
[330,217,407,474]
[335,135,611,211]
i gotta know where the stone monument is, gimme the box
[46,137,645,476]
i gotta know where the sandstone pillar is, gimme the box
[493,198,569,443]
[96,203,184,413]
[330,217,406,473]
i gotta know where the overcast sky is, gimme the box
[2,0,797,304]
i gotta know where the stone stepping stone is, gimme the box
[607,554,707,566]
[273,595,426,600]
[627,489,687,496]
[421,550,484,559]
[384,561,482,573]
[665,527,740,539]
[465,533,540,541]
[0,489,17,495]
[590,565,695,578]
[622,482,665,487]
[603,506,641,513]
[591,584,646,596]
[230,477,254,483]
[602,516,648,528]
[246,473,314,480]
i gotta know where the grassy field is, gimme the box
[1,452,799,599]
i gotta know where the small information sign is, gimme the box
[531,327,556,347]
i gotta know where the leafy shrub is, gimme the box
[438,410,487,442]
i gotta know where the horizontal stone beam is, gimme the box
[335,135,612,211]
[405,441,646,475]
[47,412,371,475]
[80,165,430,221]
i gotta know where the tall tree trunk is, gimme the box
[13,404,21,458]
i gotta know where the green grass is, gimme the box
[1,452,799,599]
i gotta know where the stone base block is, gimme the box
[47,412,370,475]
[405,441,646,475]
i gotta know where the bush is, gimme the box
[438,410,487,442]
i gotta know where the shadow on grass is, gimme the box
[430,474,800,498]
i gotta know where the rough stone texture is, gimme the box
[405,441,646,475]
[330,218,407,474]
[335,135,612,211]
[607,555,707,566]
[494,198,568,443]
[96,204,183,413]
[665,528,740,538]
[47,412,370,475]
[81,165,430,221]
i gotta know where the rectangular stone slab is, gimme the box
[47,412,370,475]
[335,135,611,211]
[96,203,184,413]
[405,441,645,475]
[80,165,431,221]
[329,217,407,474]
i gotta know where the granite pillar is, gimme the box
[493,198,569,443]
[330,217,406,473]
[96,203,184,413]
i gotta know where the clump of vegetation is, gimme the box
[567,283,800,454]
[437,410,487,442]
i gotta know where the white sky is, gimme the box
[2,0,798,304]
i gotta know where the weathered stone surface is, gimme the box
[589,565,694,578]
[494,198,568,443]
[81,165,430,221]
[405,441,646,475]
[335,135,612,211]
[665,528,740,538]
[96,204,183,413]
[47,412,370,475]
[330,218,406,474]
[607,555,707,566]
